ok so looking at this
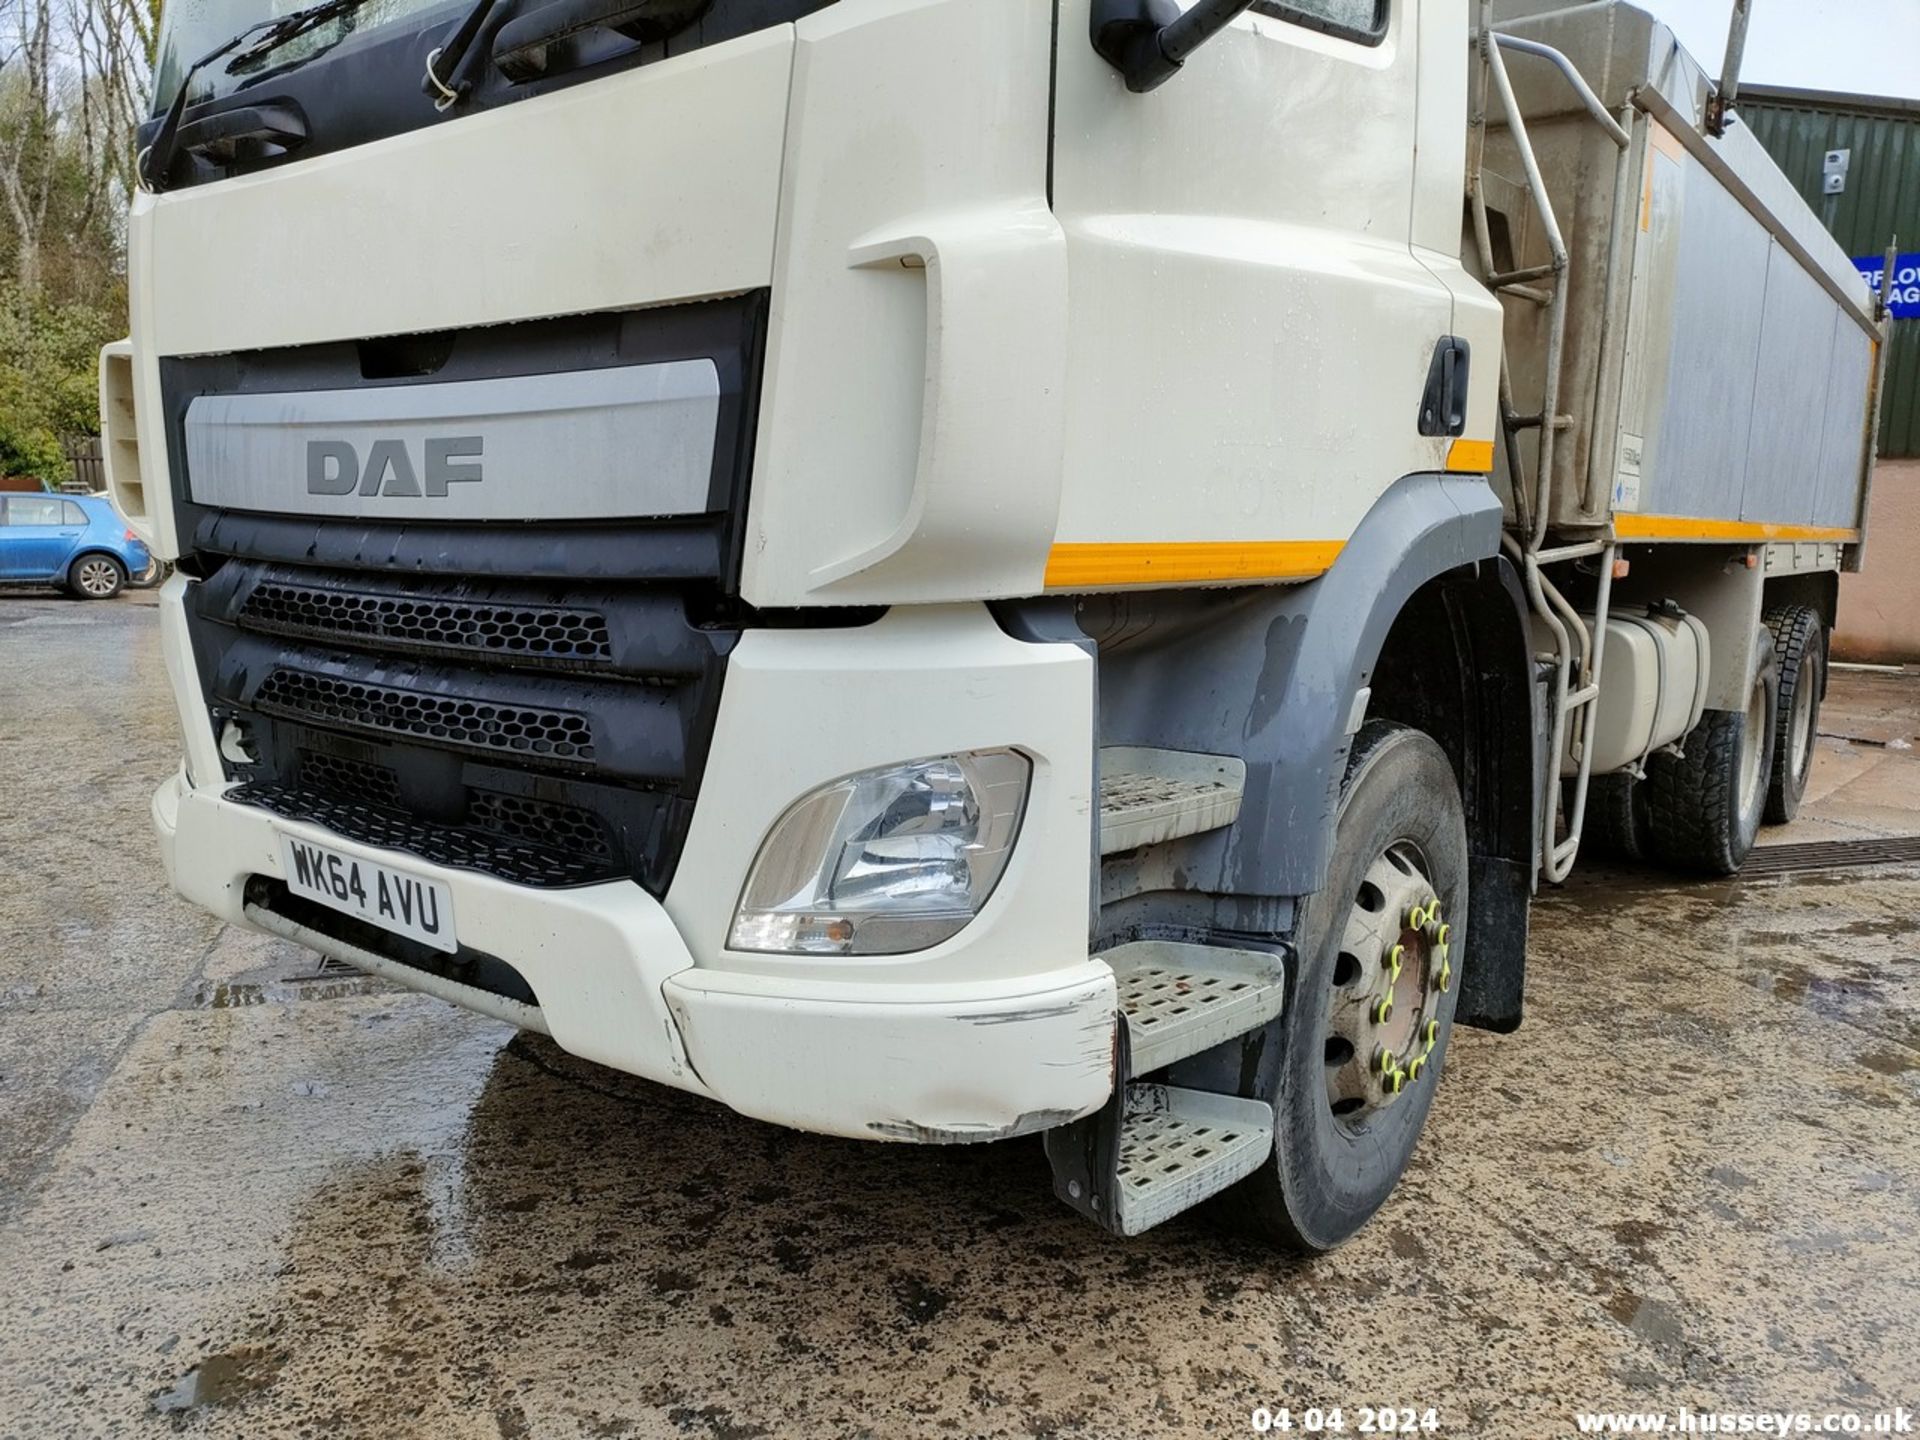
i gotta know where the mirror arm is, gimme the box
[1091,0,1260,93]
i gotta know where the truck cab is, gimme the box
[110,0,1880,1247]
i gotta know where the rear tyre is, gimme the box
[1582,773,1647,862]
[1762,604,1825,825]
[67,553,125,600]
[1228,721,1468,1253]
[1644,632,1777,876]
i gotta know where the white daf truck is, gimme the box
[108,0,1888,1247]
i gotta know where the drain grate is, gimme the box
[1742,836,1920,878]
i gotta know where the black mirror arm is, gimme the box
[1091,0,1259,93]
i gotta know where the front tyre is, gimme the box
[67,553,126,600]
[1229,721,1468,1253]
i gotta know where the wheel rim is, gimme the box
[1738,674,1769,819]
[1324,841,1452,1128]
[1788,652,1819,782]
[77,559,117,596]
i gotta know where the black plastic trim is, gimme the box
[1418,336,1471,439]
[1248,0,1387,47]
[159,292,769,593]
[143,0,839,190]
[246,875,540,1004]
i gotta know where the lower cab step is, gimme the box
[1111,1085,1274,1236]
[1046,940,1286,1236]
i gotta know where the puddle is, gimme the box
[1857,1049,1920,1077]
[190,956,387,1010]
[150,1345,285,1418]
[1606,1292,1687,1358]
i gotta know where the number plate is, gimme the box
[278,834,457,954]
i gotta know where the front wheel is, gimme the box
[66,553,126,600]
[1227,721,1468,1253]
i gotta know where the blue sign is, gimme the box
[1854,252,1920,320]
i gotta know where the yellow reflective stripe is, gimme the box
[1042,540,1344,590]
[1445,439,1496,473]
[1613,514,1859,544]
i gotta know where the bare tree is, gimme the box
[0,0,150,295]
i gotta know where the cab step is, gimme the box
[1108,1084,1276,1236]
[1098,747,1245,855]
[1104,939,1286,1074]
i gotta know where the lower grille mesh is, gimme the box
[468,791,612,862]
[292,751,615,865]
[255,669,596,763]
[299,750,401,806]
[231,784,620,888]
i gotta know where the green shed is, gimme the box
[1741,84,1920,458]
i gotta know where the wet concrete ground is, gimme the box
[3,593,1917,1438]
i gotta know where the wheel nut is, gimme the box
[1375,1046,1398,1075]
[1407,1057,1426,1083]
[1384,1066,1406,1095]
[1372,996,1394,1024]
[1387,944,1404,980]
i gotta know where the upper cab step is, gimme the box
[1099,747,1245,855]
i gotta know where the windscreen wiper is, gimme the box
[421,0,507,110]
[139,0,379,192]
[425,0,711,107]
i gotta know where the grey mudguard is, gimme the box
[1098,472,1506,899]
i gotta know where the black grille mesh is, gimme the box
[468,791,612,862]
[231,784,619,887]
[299,750,400,805]
[256,669,595,763]
[241,580,614,667]
[292,751,611,864]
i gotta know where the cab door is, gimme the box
[0,495,82,579]
[1050,0,1461,576]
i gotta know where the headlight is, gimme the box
[728,750,1031,956]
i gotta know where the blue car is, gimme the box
[0,492,151,599]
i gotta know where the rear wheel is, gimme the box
[1644,633,1777,876]
[1582,772,1647,863]
[1763,605,1825,825]
[67,553,125,600]
[1229,721,1468,1253]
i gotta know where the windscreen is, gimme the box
[151,0,462,109]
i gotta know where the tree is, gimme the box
[0,0,148,478]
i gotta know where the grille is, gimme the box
[231,784,620,887]
[240,579,615,668]
[292,751,612,862]
[255,669,596,763]
[299,750,400,805]
[1739,837,1920,878]
[468,791,612,862]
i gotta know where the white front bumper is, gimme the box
[152,598,1115,1142]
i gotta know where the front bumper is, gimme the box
[153,597,1115,1142]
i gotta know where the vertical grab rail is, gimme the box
[1468,9,1633,883]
